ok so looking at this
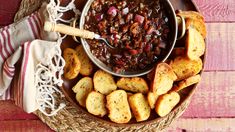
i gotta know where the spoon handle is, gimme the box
[44,21,95,39]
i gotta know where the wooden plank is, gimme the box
[0,100,38,120]
[204,23,235,71]
[166,118,235,132]
[0,120,53,131]
[194,0,235,22]
[182,71,235,117]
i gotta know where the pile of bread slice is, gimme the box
[65,11,206,123]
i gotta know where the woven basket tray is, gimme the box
[14,0,201,131]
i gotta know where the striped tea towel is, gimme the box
[0,0,77,115]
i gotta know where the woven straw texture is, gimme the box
[14,0,193,131]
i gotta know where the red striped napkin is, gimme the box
[0,3,61,113]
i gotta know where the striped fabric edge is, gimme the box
[31,13,42,39]
[6,29,15,54]
[0,27,15,62]
[0,11,42,102]
[26,13,41,40]
[0,25,10,32]
[0,31,7,61]
[3,60,15,78]
[0,11,42,63]
[15,42,31,108]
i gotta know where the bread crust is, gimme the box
[63,48,81,79]
[173,74,201,91]
[86,91,107,117]
[177,11,205,21]
[73,77,93,107]
[106,90,132,123]
[155,92,180,117]
[117,77,149,94]
[151,63,177,95]
[147,92,159,109]
[129,93,151,122]
[185,18,207,38]
[93,70,117,95]
[75,45,94,76]
[170,56,202,81]
[186,28,205,60]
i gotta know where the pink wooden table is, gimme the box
[0,0,235,131]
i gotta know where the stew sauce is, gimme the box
[84,0,170,73]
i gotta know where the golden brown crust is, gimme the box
[117,77,149,94]
[93,70,117,95]
[151,63,177,95]
[185,18,207,38]
[147,92,159,109]
[170,56,202,81]
[173,74,201,92]
[128,93,151,122]
[106,90,132,123]
[73,77,93,107]
[63,48,81,80]
[86,91,107,117]
[155,92,180,117]
[186,28,206,60]
[75,45,94,76]
[177,11,205,21]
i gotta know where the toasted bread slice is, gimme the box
[75,45,94,76]
[86,91,107,117]
[117,77,149,94]
[63,48,81,79]
[173,74,201,91]
[185,18,207,38]
[128,93,151,122]
[186,28,206,60]
[147,92,159,109]
[170,56,202,81]
[151,63,177,95]
[73,77,93,107]
[155,91,180,117]
[93,70,117,95]
[106,90,132,123]
[177,11,204,21]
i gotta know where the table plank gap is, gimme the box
[204,23,235,71]
[182,71,235,118]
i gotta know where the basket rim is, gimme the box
[60,0,206,127]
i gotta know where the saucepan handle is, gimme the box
[176,15,186,40]
[44,21,95,39]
